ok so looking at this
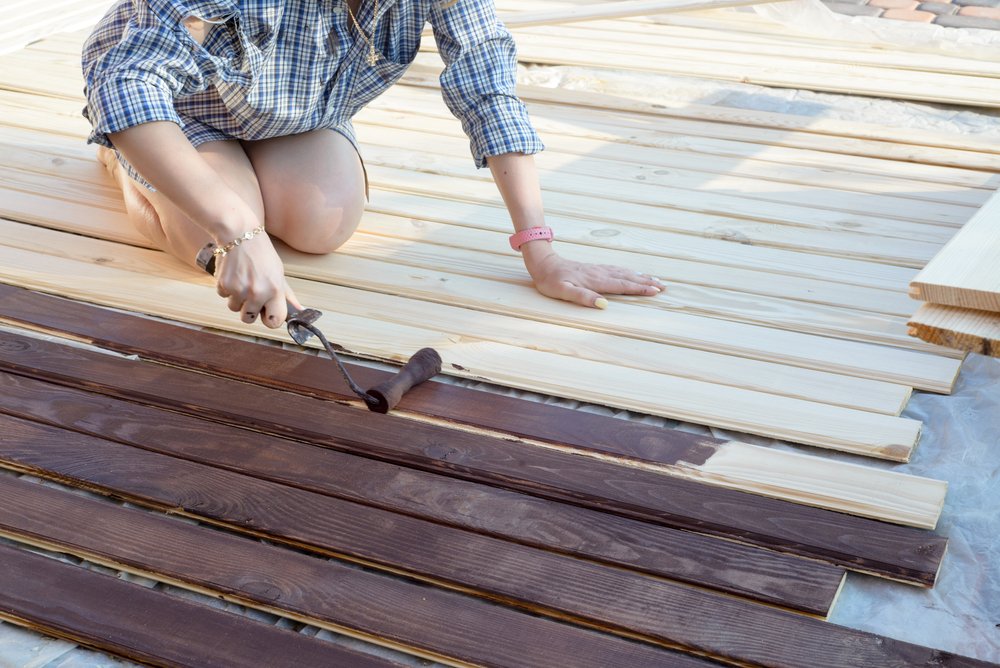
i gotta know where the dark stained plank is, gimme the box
[0,371,845,616]
[0,329,949,585]
[0,542,405,668]
[0,283,721,466]
[0,435,987,668]
[0,420,716,667]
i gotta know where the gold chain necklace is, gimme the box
[345,0,380,66]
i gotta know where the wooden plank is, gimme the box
[0,474,697,668]
[357,114,976,226]
[0,475,981,668]
[0,371,847,616]
[19,27,1000,162]
[0,130,922,318]
[0,237,931,457]
[0,330,950,585]
[0,543,406,668]
[409,62,1000,172]
[360,97,991,207]
[0,132,944,268]
[910,191,1000,311]
[908,303,1000,357]
[491,29,1000,108]
[0,254,914,419]
[0,285,947,530]
[495,0,787,27]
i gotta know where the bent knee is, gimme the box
[271,196,364,255]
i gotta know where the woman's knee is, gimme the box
[270,187,364,254]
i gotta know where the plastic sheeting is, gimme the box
[752,0,1000,62]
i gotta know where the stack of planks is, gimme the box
[492,0,1000,107]
[1,29,996,467]
[908,191,1000,355]
[0,284,990,667]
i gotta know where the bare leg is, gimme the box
[241,128,366,254]
[97,142,264,270]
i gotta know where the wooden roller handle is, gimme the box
[365,348,442,414]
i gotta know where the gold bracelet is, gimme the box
[212,224,265,258]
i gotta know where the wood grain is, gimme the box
[910,190,1000,312]
[0,371,846,616]
[908,303,1000,356]
[0,437,984,668]
[0,330,949,585]
[0,476,697,668]
[0,540,404,668]
[0,284,948,531]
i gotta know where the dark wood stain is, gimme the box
[0,444,988,667]
[0,418,731,666]
[0,283,719,466]
[0,371,845,616]
[0,540,403,668]
[0,329,949,585]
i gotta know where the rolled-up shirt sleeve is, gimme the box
[428,0,544,168]
[82,2,212,147]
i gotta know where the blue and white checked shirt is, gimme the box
[81,0,544,168]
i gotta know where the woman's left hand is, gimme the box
[523,245,664,308]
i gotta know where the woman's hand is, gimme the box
[213,211,302,328]
[522,242,663,308]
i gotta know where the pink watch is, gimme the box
[509,226,554,251]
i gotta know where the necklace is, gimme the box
[345,0,380,66]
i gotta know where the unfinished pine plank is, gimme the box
[0,141,938,357]
[501,13,1000,78]
[0,331,949,584]
[0,217,957,400]
[0,284,948,530]
[495,0,784,27]
[361,97,991,207]
[0,475,979,668]
[0,372,846,616]
[0,473,693,668]
[0,249,913,418]
[11,29,1000,168]
[356,122,974,226]
[0,130,943,268]
[0,542,405,668]
[369,166,942,267]
[410,62,1000,173]
[908,303,1000,356]
[910,190,1000,311]
[361,143,958,244]
[490,27,1000,108]
[0,131,920,317]
[7,79,991,198]
[0,225,947,450]
[338,231,931,354]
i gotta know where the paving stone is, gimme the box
[934,11,1000,24]
[952,0,1000,7]
[959,4,1000,16]
[882,7,937,18]
[870,0,920,8]
[824,2,886,14]
[916,1,960,11]
[819,0,871,5]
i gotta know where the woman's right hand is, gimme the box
[213,217,301,329]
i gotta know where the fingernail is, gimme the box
[594,297,608,310]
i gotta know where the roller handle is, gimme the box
[365,347,442,414]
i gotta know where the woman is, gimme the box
[82,0,663,328]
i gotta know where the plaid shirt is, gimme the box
[82,0,543,168]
